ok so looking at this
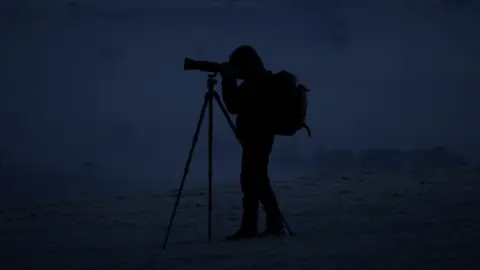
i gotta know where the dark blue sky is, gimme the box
[1,1,479,197]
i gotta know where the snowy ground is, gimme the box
[1,167,479,270]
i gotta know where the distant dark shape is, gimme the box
[407,147,469,169]
[313,148,354,169]
[359,149,407,170]
[323,150,355,169]
[273,144,306,167]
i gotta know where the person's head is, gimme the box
[228,45,265,80]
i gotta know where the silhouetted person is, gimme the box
[220,45,284,240]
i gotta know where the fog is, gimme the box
[1,0,479,203]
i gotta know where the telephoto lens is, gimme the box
[183,58,223,73]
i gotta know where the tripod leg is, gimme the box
[280,212,294,236]
[162,95,209,250]
[213,92,238,140]
[208,94,213,241]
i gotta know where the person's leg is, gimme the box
[259,180,284,231]
[254,134,284,234]
[239,148,260,232]
[226,144,260,240]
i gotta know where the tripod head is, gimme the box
[207,72,218,93]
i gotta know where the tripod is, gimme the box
[162,73,293,250]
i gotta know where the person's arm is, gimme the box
[220,65,241,115]
[221,78,240,114]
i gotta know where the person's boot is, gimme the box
[258,183,285,238]
[226,197,258,241]
[226,215,258,241]
[258,209,285,238]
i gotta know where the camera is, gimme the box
[183,57,226,73]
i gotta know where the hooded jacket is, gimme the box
[221,72,275,141]
[221,45,275,141]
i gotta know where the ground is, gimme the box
[1,167,479,270]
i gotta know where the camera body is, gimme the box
[183,58,227,73]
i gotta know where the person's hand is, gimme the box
[219,62,235,80]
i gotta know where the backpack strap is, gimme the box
[299,84,311,137]
[303,123,312,137]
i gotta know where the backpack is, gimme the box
[268,70,312,137]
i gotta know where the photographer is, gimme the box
[220,45,285,240]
